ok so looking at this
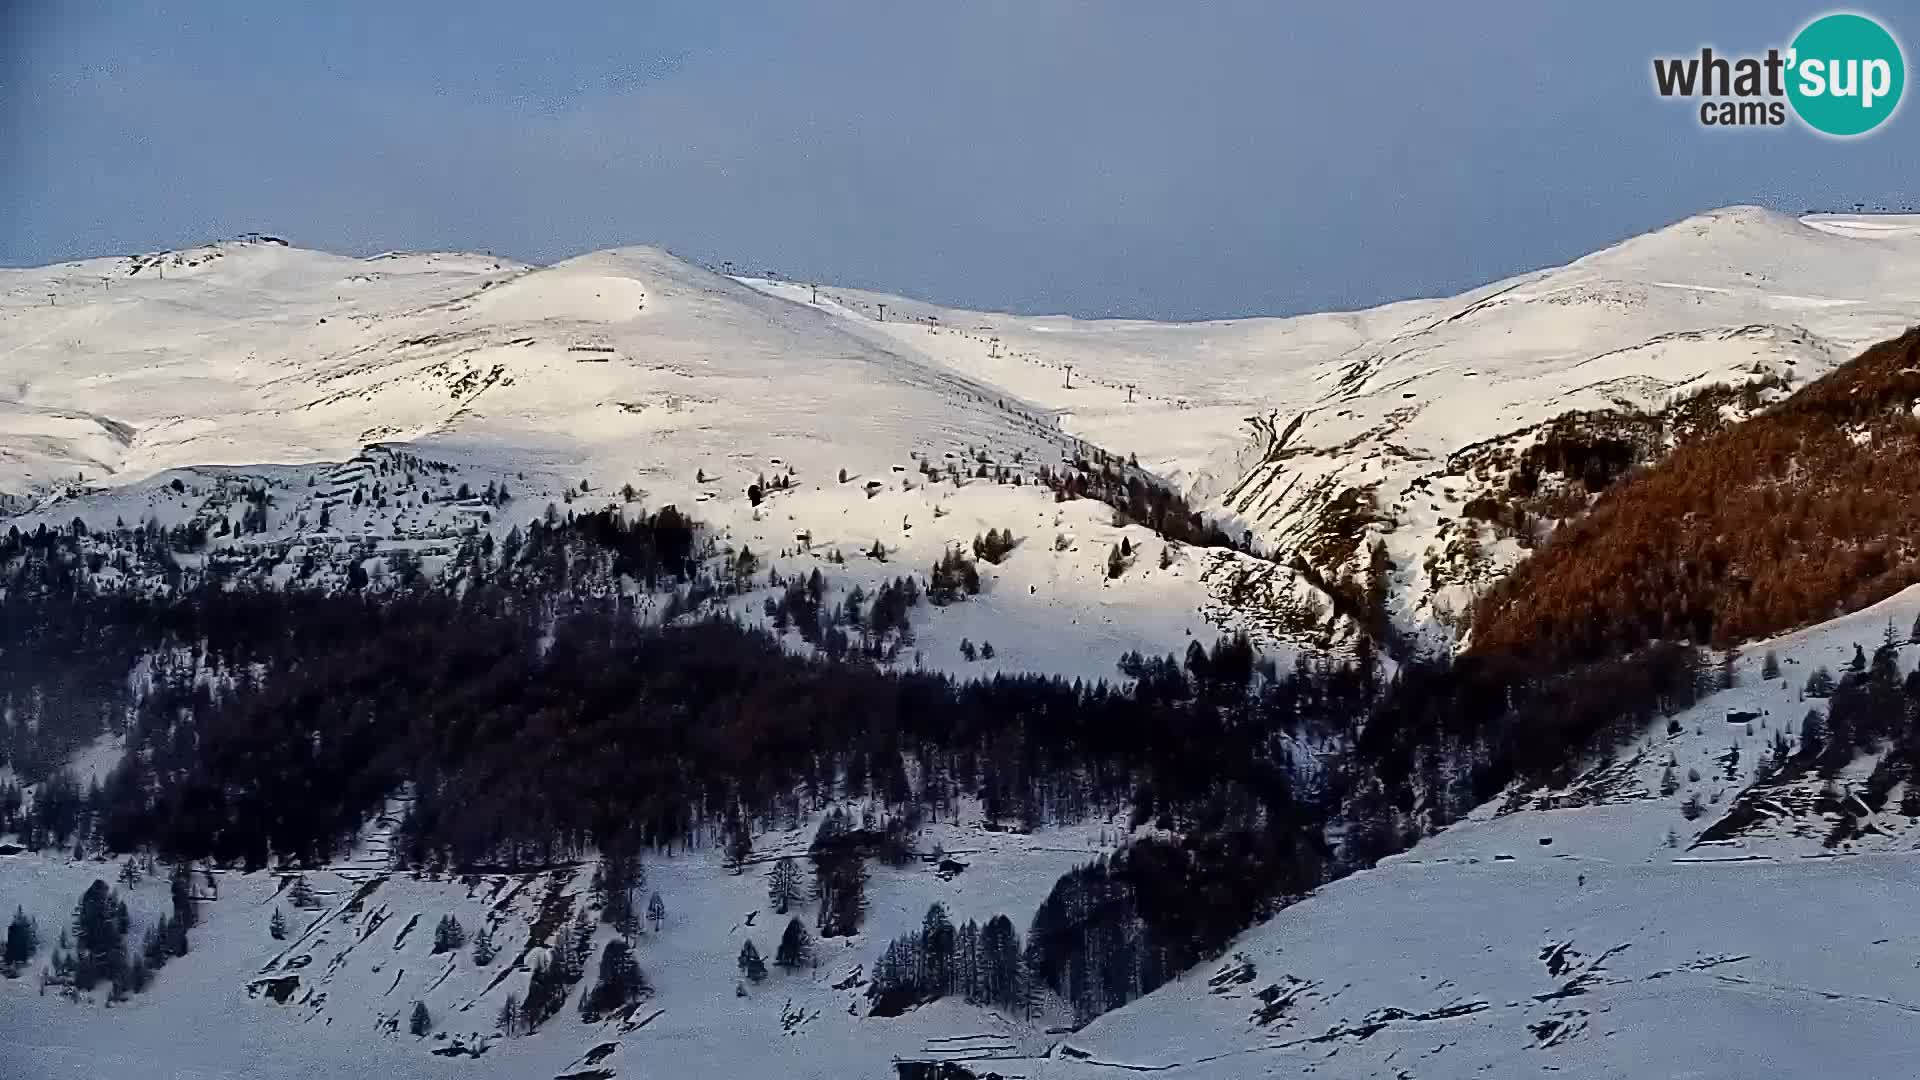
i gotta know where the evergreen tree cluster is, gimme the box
[811,811,873,939]
[521,906,597,1032]
[1037,454,1239,550]
[971,529,1017,565]
[591,846,647,936]
[927,547,981,606]
[432,914,466,954]
[866,904,1023,1017]
[43,879,155,1000]
[580,939,649,1021]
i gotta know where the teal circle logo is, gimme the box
[1788,13,1905,136]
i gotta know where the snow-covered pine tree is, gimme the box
[767,856,802,914]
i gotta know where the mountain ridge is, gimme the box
[8,208,1920,1080]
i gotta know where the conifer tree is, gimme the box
[922,903,955,995]
[432,914,466,954]
[581,939,647,1020]
[767,857,802,914]
[738,939,767,982]
[775,917,812,970]
[70,880,129,992]
[570,908,595,974]
[3,906,38,975]
[956,919,981,1002]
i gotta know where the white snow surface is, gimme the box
[8,208,1920,664]
[1037,586,1920,1080]
[7,210,1920,1078]
[6,590,1919,1080]
[1,801,1126,1080]
[744,206,1920,646]
[0,237,1355,680]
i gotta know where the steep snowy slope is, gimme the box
[7,552,1917,1080]
[1038,586,1920,1080]
[746,207,1920,649]
[2,800,1120,1080]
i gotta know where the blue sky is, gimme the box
[2,3,1914,319]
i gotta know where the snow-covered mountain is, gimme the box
[10,208,1920,668]
[744,207,1920,649]
[0,236,1356,681]
[7,207,1920,1080]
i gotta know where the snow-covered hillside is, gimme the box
[7,209,1920,1080]
[0,237,1338,681]
[1037,585,1920,1079]
[7,574,1917,1080]
[9,209,1920,667]
[745,208,1920,648]
[2,797,1123,1080]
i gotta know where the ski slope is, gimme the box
[0,238,1344,681]
[745,207,1920,648]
